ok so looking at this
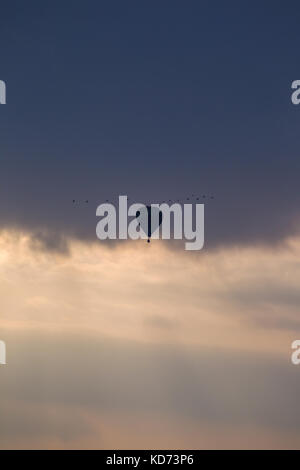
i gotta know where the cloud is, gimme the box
[1,229,300,448]
[1,329,300,449]
[1,229,300,350]
[28,229,70,255]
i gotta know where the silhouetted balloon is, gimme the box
[137,205,163,241]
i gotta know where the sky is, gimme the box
[1,1,300,449]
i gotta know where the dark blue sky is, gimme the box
[1,1,300,248]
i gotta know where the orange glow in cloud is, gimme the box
[0,229,299,355]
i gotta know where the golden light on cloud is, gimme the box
[1,229,300,449]
[0,229,299,356]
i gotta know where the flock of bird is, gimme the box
[72,194,215,204]
[71,194,214,243]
